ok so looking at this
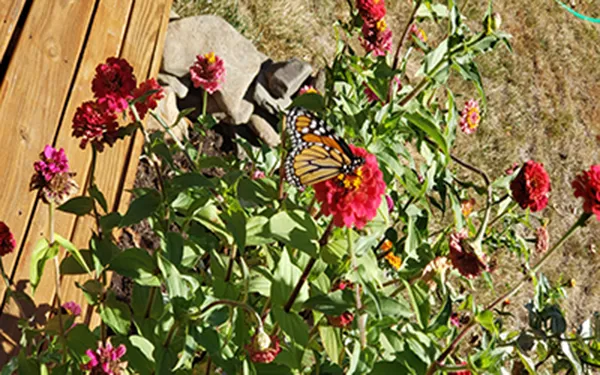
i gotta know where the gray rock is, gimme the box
[313,68,326,94]
[248,114,280,147]
[267,58,313,99]
[157,73,188,98]
[145,86,189,142]
[221,98,254,125]
[169,9,181,21]
[162,15,267,121]
[249,61,292,116]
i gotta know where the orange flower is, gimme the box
[380,239,393,251]
[461,198,476,217]
[385,252,402,271]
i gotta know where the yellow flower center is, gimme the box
[305,87,318,94]
[467,107,480,129]
[376,19,387,32]
[385,252,402,271]
[337,167,363,190]
[373,0,381,3]
[419,29,428,42]
[205,52,216,65]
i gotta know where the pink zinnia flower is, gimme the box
[83,342,127,375]
[130,78,164,120]
[72,100,119,152]
[510,161,551,212]
[448,230,488,279]
[251,170,265,180]
[572,165,600,221]
[450,313,461,327]
[459,99,481,134]
[62,301,82,316]
[0,222,16,257]
[356,0,386,21]
[189,52,225,94]
[314,145,386,229]
[298,85,319,95]
[360,18,393,57]
[245,329,281,364]
[33,145,69,183]
[385,194,394,212]
[409,24,428,42]
[92,57,137,113]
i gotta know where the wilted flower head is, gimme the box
[314,145,386,229]
[130,78,164,120]
[459,99,481,134]
[62,301,82,316]
[30,145,79,205]
[421,256,451,287]
[83,341,127,375]
[246,328,281,364]
[505,162,519,175]
[0,222,16,257]
[72,100,119,152]
[92,57,137,113]
[448,230,488,279]
[189,52,225,94]
[360,18,393,57]
[535,226,549,253]
[298,85,319,95]
[385,252,402,271]
[510,160,551,212]
[409,24,428,42]
[461,198,475,217]
[33,145,69,183]
[356,0,386,21]
[572,165,600,221]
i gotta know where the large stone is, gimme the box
[249,61,291,116]
[157,73,188,99]
[267,58,313,99]
[145,86,189,143]
[248,114,280,147]
[162,15,267,121]
[222,99,254,125]
[313,68,326,94]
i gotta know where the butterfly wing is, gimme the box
[284,107,364,187]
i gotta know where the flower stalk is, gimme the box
[348,228,366,348]
[49,201,67,363]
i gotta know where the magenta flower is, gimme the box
[33,145,70,183]
[62,301,82,316]
[298,85,319,95]
[360,19,393,57]
[385,194,394,212]
[92,57,137,113]
[189,52,225,94]
[251,170,265,180]
[459,99,481,134]
[83,342,127,375]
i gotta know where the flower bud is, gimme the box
[253,328,272,352]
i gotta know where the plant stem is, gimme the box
[202,90,208,117]
[224,246,237,282]
[425,213,591,375]
[348,229,366,348]
[144,287,157,319]
[163,321,179,347]
[283,220,334,312]
[197,299,263,331]
[49,202,66,363]
[278,119,287,200]
[89,147,103,239]
[150,111,195,169]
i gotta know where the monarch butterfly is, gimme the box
[284,107,365,187]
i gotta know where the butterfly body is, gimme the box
[284,107,364,187]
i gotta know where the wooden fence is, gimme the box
[0,0,172,364]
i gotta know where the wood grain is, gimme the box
[0,0,27,62]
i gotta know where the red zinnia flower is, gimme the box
[356,0,386,21]
[92,57,137,113]
[0,222,16,257]
[448,230,488,279]
[72,100,119,152]
[510,160,551,212]
[130,78,164,120]
[459,99,480,134]
[572,165,600,221]
[314,145,386,229]
[246,329,281,364]
[83,341,127,374]
[189,52,226,94]
[360,18,393,57]
[33,145,70,183]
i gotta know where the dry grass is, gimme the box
[172,0,600,326]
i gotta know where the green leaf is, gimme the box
[271,249,309,309]
[157,253,187,298]
[404,111,449,156]
[164,231,184,264]
[475,310,498,335]
[119,190,161,227]
[238,178,278,207]
[66,324,97,363]
[272,307,310,347]
[246,216,271,246]
[516,348,537,375]
[170,172,214,190]
[404,280,430,329]
[194,203,233,244]
[58,196,94,216]
[109,248,160,286]
[560,334,583,375]
[100,212,122,232]
[99,292,131,335]
[29,239,57,294]
[60,249,94,275]
[76,279,103,305]
[319,325,342,365]
[222,210,246,250]
[269,210,319,256]
[290,93,325,112]
[54,234,91,275]
[89,184,108,212]
[303,291,353,315]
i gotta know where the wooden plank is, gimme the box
[0,0,97,362]
[60,0,173,326]
[0,0,27,62]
